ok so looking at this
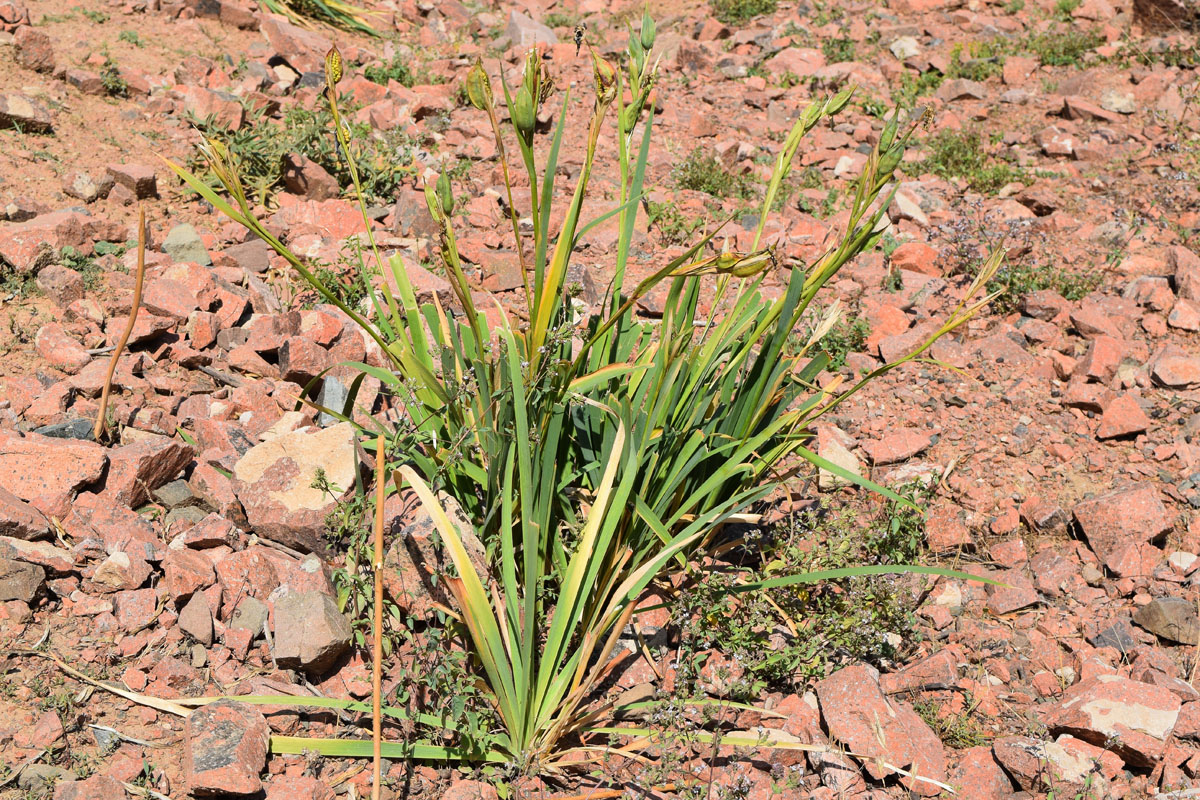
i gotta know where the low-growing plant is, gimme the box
[709,0,777,24]
[186,101,417,204]
[258,0,381,34]
[118,29,142,47]
[100,58,128,98]
[822,34,857,64]
[921,129,1023,195]
[1026,27,1103,67]
[166,13,1001,778]
[673,148,756,199]
[362,53,444,87]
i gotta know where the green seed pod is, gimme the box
[423,182,443,223]
[522,49,542,105]
[877,145,903,176]
[325,45,343,89]
[640,11,656,51]
[621,99,642,132]
[436,172,454,217]
[827,86,855,115]
[591,49,616,105]
[511,87,536,140]
[878,110,899,152]
[465,59,492,112]
[628,24,644,63]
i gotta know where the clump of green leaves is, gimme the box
[891,69,946,107]
[986,258,1101,313]
[673,148,757,199]
[101,58,128,97]
[946,40,1010,81]
[81,8,109,23]
[822,34,857,63]
[187,100,417,204]
[118,29,142,47]
[1026,27,1103,66]
[709,0,777,24]
[646,200,704,245]
[914,696,988,748]
[921,129,1023,195]
[815,314,870,370]
[362,53,444,88]
[673,499,929,694]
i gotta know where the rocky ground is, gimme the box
[0,0,1198,797]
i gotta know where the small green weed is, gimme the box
[815,315,870,371]
[100,59,128,97]
[362,53,444,88]
[542,11,579,28]
[1026,28,1103,66]
[672,494,930,695]
[986,259,1101,313]
[921,129,1022,194]
[81,8,109,23]
[914,695,988,748]
[59,246,106,291]
[118,29,142,47]
[891,70,945,107]
[1004,0,1025,11]
[187,99,417,204]
[673,148,757,199]
[709,0,777,24]
[946,40,1010,81]
[1054,0,1081,19]
[646,200,703,245]
[822,35,856,63]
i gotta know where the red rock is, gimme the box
[1022,289,1071,321]
[271,199,364,241]
[0,92,53,134]
[98,437,195,508]
[35,264,84,307]
[986,569,1040,614]
[889,242,939,275]
[106,312,176,347]
[14,25,53,73]
[272,590,352,674]
[0,430,106,512]
[265,775,336,800]
[0,536,75,573]
[14,709,63,748]
[0,556,43,602]
[924,503,974,552]
[163,548,217,605]
[34,323,91,373]
[879,648,961,694]
[281,153,339,201]
[1096,393,1151,439]
[1062,95,1121,122]
[0,0,29,31]
[1073,485,1172,573]
[1152,352,1200,388]
[232,422,363,554]
[1169,298,1200,331]
[1070,305,1122,339]
[143,276,201,321]
[1041,675,1179,767]
[181,513,238,549]
[244,311,301,354]
[214,546,281,619]
[1073,334,1124,383]
[179,591,214,646]
[762,47,826,78]
[278,335,332,385]
[440,780,501,800]
[815,664,948,796]
[0,486,50,540]
[860,429,932,465]
[259,13,332,75]
[179,85,244,130]
[105,164,158,199]
[946,746,1015,799]
[53,775,126,800]
[113,587,158,631]
[185,699,270,796]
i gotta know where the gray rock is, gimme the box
[0,93,53,133]
[154,478,198,509]
[32,418,94,440]
[164,506,209,530]
[0,557,44,602]
[179,591,214,646]
[1134,597,1200,644]
[229,596,268,639]
[1099,89,1136,114]
[316,375,348,427]
[163,223,212,266]
[273,590,352,674]
[17,764,68,793]
[504,10,556,48]
[223,239,272,274]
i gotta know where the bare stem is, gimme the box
[94,203,146,442]
[372,434,386,800]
